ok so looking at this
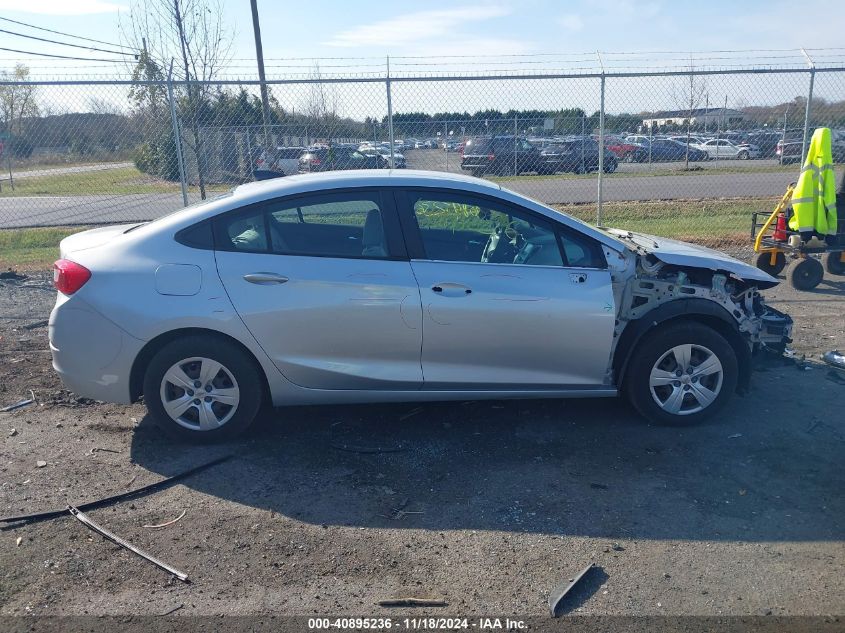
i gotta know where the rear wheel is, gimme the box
[143,335,264,442]
[738,150,750,160]
[625,322,738,426]
[753,251,786,276]
[786,257,824,290]
[823,251,845,275]
[603,157,618,173]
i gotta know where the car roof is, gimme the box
[232,169,502,202]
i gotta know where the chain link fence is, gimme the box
[1,64,843,255]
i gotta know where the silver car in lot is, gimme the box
[50,170,792,440]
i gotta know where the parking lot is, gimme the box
[2,269,843,621]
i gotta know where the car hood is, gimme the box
[607,229,778,286]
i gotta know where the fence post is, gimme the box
[166,68,189,208]
[799,50,816,168]
[513,113,518,176]
[444,121,448,171]
[597,73,606,227]
[386,56,395,168]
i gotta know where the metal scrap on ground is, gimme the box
[2,390,35,412]
[378,598,448,607]
[143,510,187,529]
[548,562,596,618]
[0,454,233,525]
[68,505,189,582]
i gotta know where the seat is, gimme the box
[362,209,387,257]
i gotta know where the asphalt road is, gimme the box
[0,154,831,228]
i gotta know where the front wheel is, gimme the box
[786,257,824,290]
[738,150,750,160]
[625,322,738,426]
[143,335,264,442]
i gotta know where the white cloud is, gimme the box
[557,14,584,31]
[0,0,124,14]
[323,5,511,48]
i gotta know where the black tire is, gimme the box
[823,251,845,275]
[786,257,824,291]
[143,335,264,442]
[753,251,786,276]
[625,321,738,426]
[738,150,749,160]
[603,158,618,173]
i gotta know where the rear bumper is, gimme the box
[49,294,144,404]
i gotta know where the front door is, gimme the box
[214,189,423,390]
[397,189,615,388]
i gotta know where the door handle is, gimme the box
[431,283,472,295]
[243,272,289,285]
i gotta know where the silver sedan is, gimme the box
[49,170,792,440]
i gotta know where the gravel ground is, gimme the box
[0,270,843,624]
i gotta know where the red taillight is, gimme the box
[310,158,321,165]
[53,259,91,295]
[488,153,495,160]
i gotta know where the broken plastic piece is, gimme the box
[548,562,595,617]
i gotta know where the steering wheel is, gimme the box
[481,225,521,263]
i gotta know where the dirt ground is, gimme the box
[0,269,843,626]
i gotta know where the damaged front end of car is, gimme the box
[603,231,793,391]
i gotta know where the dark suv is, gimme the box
[460,136,543,177]
[298,146,388,173]
[539,137,618,174]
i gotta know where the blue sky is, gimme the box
[1,0,844,73]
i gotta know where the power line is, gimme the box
[0,27,137,57]
[0,15,132,50]
[0,47,127,63]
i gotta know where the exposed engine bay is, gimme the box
[603,234,794,369]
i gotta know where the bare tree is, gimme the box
[671,59,708,169]
[0,64,39,138]
[120,0,233,198]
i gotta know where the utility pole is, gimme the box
[250,0,272,149]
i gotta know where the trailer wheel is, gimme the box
[753,251,786,276]
[823,251,845,275]
[786,257,824,291]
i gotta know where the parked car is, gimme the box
[361,146,406,168]
[776,134,845,164]
[696,139,761,160]
[298,146,387,172]
[443,140,461,152]
[745,132,782,158]
[253,147,305,179]
[630,138,708,162]
[604,136,646,163]
[460,136,542,176]
[49,171,792,441]
[539,137,618,173]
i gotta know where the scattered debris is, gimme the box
[21,320,48,331]
[68,505,189,582]
[88,447,121,455]
[35,460,46,468]
[611,542,625,551]
[330,441,405,454]
[0,270,27,281]
[16,536,22,546]
[398,407,424,421]
[0,454,232,525]
[548,562,595,617]
[1,394,35,413]
[728,433,743,439]
[378,598,448,608]
[8,428,17,437]
[382,497,424,521]
[160,604,184,616]
[143,510,187,529]
[822,350,845,370]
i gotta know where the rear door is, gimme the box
[397,188,615,388]
[214,189,423,390]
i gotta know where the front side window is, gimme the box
[408,191,564,267]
